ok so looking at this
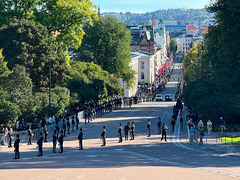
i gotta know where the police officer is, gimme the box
[130,121,135,140]
[58,130,64,153]
[146,119,151,137]
[78,128,83,150]
[161,123,168,141]
[13,134,20,159]
[118,123,123,143]
[101,126,106,146]
[27,126,33,145]
[37,132,43,156]
[52,130,57,153]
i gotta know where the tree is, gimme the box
[0,0,98,49]
[73,16,135,87]
[0,49,11,84]
[170,39,177,52]
[0,19,69,91]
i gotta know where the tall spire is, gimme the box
[98,1,101,18]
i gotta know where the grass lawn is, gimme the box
[220,135,240,146]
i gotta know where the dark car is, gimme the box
[165,94,172,101]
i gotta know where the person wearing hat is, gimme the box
[101,126,106,146]
[58,130,64,153]
[37,132,43,156]
[13,134,20,159]
[78,128,83,150]
[52,130,57,153]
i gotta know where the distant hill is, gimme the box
[102,8,213,24]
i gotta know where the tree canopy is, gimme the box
[73,16,136,87]
[182,0,240,124]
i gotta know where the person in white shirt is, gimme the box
[207,120,212,134]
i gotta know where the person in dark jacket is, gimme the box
[130,121,135,140]
[43,126,48,142]
[37,132,43,156]
[146,119,151,137]
[118,123,123,143]
[67,118,70,134]
[124,123,130,140]
[101,126,106,146]
[161,123,168,141]
[78,128,83,150]
[27,126,33,145]
[52,130,57,153]
[72,116,75,132]
[63,120,66,136]
[157,117,162,134]
[76,115,80,129]
[58,130,64,153]
[13,134,20,159]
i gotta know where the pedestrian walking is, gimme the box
[101,126,106,146]
[78,128,83,150]
[130,122,135,140]
[52,130,57,153]
[161,123,168,141]
[171,118,175,133]
[180,114,183,129]
[189,127,196,144]
[124,123,130,140]
[13,134,20,159]
[43,125,48,142]
[219,117,226,135]
[27,126,33,145]
[7,127,13,148]
[157,117,161,134]
[37,132,43,156]
[197,120,204,130]
[118,123,123,143]
[58,130,64,153]
[207,120,212,134]
[55,123,60,139]
[146,119,151,137]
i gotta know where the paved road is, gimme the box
[1,63,240,180]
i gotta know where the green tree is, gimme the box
[0,19,69,91]
[0,0,98,49]
[73,16,135,87]
[170,39,177,52]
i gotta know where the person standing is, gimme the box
[146,119,151,137]
[189,127,196,144]
[219,117,226,135]
[124,123,130,140]
[171,118,175,133]
[78,128,83,150]
[76,115,79,130]
[199,130,204,145]
[55,123,60,139]
[118,123,123,143]
[130,122,135,140]
[161,123,168,141]
[67,118,71,134]
[207,120,212,134]
[27,126,33,145]
[101,126,106,146]
[72,116,75,132]
[8,127,13,148]
[13,134,20,159]
[197,120,204,130]
[63,120,66,136]
[157,117,162,134]
[52,130,57,153]
[43,125,48,142]
[37,132,43,156]
[58,130,64,153]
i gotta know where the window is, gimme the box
[141,62,145,69]
[141,72,144,80]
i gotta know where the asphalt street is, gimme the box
[0,63,240,180]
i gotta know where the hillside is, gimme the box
[102,8,213,24]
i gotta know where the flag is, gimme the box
[153,19,157,25]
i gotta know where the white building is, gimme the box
[120,54,140,97]
[131,51,155,84]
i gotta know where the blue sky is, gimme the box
[91,0,211,13]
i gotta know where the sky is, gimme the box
[91,0,211,13]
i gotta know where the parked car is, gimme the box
[165,94,172,101]
[155,94,163,101]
